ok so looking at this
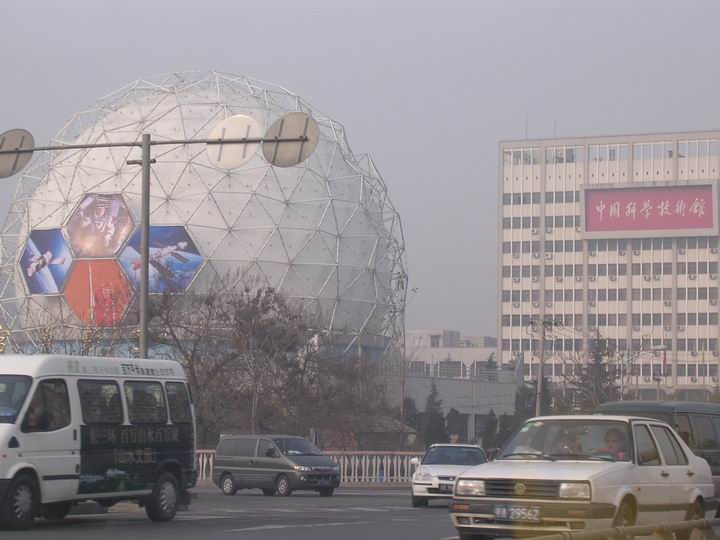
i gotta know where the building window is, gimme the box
[430,335,440,348]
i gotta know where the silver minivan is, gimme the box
[212,435,341,497]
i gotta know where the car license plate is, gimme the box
[319,479,329,486]
[494,505,541,522]
[438,483,453,493]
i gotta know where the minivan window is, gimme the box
[125,381,167,424]
[258,439,276,457]
[273,437,322,456]
[675,414,693,446]
[166,382,191,424]
[24,379,71,432]
[691,415,719,449]
[235,438,257,457]
[217,439,235,456]
[651,425,688,466]
[78,380,123,424]
[0,375,31,423]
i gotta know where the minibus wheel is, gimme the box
[41,502,72,520]
[276,475,292,497]
[145,472,179,522]
[220,474,237,496]
[1,474,37,530]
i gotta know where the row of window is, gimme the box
[503,312,720,328]
[525,362,720,379]
[503,287,720,302]
[502,192,581,205]
[502,338,720,352]
[27,378,192,432]
[503,263,720,277]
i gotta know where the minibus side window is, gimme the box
[125,381,167,424]
[23,379,71,432]
[166,383,191,424]
[78,380,123,425]
[690,415,718,449]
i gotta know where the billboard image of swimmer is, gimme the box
[66,193,135,257]
[64,260,133,326]
[119,226,204,293]
[20,229,73,294]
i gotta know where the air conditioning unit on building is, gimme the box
[531,228,539,235]
[532,302,539,307]
[575,227,582,233]
[589,276,596,281]
[555,276,563,282]
[633,325,641,331]
[545,301,553,307]
[653,275,660,281]
[575,276,582,282]
[711,299,717,305]
[513,277,520,283]
[532,276,539,282]
[643,276,651,281]
[664,300,672,307]
[610,276,617,281]
[589,301,596,306]
[691,376,698,382]
[711,274,717,280]
[678,325,685,331]
[619,250,627,256]
[643,377,651,382]
[689,275,697,281]
[712,248,718,254]
[664,325,672,331]
[532,252,539,259]
[545,253,553,260]
[691,351,698,356]
[653,351,660,357]
[714,351,720,357]
[633,250,641,256]
[546,227,553,234]
[513,253,520,259]
[513,302,520,308]
[679,248,686,254]
[713,376,719,382]
[590,251,596,257]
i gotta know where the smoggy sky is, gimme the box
[2,0,719,337]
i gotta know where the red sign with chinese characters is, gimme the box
[585,185,715,232]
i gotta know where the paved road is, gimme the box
[0,486,459,540]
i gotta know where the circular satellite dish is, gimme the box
[262,112,319,168]
[0,129,34,179]
[206,115,262,170]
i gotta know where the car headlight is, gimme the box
[293,465,312,472]
[559,482,590,499]
[413,467,433,482]
[455,479,485,496]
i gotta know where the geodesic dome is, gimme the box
[0,71,407,357]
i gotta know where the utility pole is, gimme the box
[531,317,557,416]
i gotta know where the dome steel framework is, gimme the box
[0,71,407,357]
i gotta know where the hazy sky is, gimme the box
[2,0,719,337]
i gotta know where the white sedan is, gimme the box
[450,415,717,540]
[411,444,487,507]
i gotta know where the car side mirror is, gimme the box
[410,457,420,468]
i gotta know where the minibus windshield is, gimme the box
[273,437,323,456]
[0,376,32,423]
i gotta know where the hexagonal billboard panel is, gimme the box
[64,260,133,326]
[66,193,134,257]
[19,229,73,294]
[119,226,204,293]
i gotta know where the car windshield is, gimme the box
[498,419,632,462]
[0,376,32,424]
[273,437,323,456]
[422,446,486,466]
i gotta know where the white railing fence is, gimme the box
[196,449,422,484]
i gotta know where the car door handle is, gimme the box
[687,470,695,477]
[661,471,670,477]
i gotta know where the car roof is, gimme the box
[594,401,720,415]
[528,414,666,423]
[428,443,482,448]
[220,434,305,439]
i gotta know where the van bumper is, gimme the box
[291,472,341,490]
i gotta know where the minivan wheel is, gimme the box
[1,474,37,530]
[41,501,72,520]
[262,488,276,496]
[276,475,292,497]
[221,474,237,496]
[319,488,334,497]
[145,472,179,522]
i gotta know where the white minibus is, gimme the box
[0,354,196,529]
